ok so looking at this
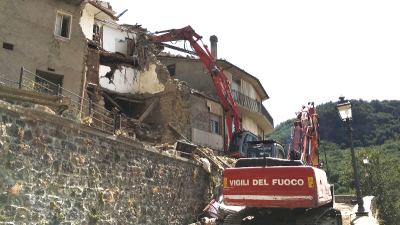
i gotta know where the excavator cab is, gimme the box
[246,140,285,159]
[227,130,259,158]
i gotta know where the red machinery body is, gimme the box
[223,165,332,208]
[289,102,320,166]
[223,103,334,211]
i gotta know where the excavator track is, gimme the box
[222,206,342,225]
[223,208,249,225]
[295,207,342,225]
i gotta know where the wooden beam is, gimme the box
[115,96,144,103]
[102,92,123,112]
[168,122,189,142]
[138,99,158,123]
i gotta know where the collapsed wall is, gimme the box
[0,101,209,225]
[145,79,193,143]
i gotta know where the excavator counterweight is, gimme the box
[224,164,332,208]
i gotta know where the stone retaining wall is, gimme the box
[0,101,209,225]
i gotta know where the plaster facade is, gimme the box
[158,55,274,140]
[99,64,165,94]
[0,0,87,95]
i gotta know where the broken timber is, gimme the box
[100,51,136,66]
[168,122,190,142]
[102,92,124,112]
[138,99,158,123]
[194,148,225,172]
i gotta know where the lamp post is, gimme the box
[363,156,371,194]
[336,96,367,216]
[363,157,370,178]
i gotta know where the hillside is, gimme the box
[268,100,400,148]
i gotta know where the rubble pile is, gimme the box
[193,147,236,172]
[152,141,235,172]
[123,118,163,142]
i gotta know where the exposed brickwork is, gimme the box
[0,101,209,225]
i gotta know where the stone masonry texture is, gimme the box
[0,101,209,225]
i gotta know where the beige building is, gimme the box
[158,51,274,148]
[0,0,166,104]
[218,59,274,138]
[0,0,86,95]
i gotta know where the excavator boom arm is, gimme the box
[150,26,241,147]
[289,102,320,166]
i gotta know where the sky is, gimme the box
[108,0,400,126]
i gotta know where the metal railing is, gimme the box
[232,90,260,112]
[1,67,130,135]
[232,90,274,126]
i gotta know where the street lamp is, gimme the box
[363,156,371,195]
[363,157,370,177]
[336,96,368,216]
[362,157,369,165]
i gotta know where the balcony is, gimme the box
[232,90,274,127]
[261,104,274,127]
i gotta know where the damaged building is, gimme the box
[0,0,86,95]
[79,1,169,114]
[79,0,174,141]
[79,4,274,150]
[0,0,274,152]
[157,39,274,150]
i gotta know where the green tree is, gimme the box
[270,100,400,148]
[267,119,293,144]
[358,147,400,225]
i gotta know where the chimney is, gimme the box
[210,35,218,59]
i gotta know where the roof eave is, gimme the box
[217,59,269,101]
[156,55,270,101]
[88,1,118,21]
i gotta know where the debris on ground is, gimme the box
[123,118,162,142]
[193,147,236,173]
[199,158,211,173]
[152,140,235,172]
[189,195,245,225]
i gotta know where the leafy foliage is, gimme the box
[324,139,400,225]
[269,100,400,148]
[357,144,400,225]
[319,100,400,147]
[267,119,293,144]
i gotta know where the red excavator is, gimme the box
[151,26,341,224]
[150,26,261,156]
[222,103,342,225]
